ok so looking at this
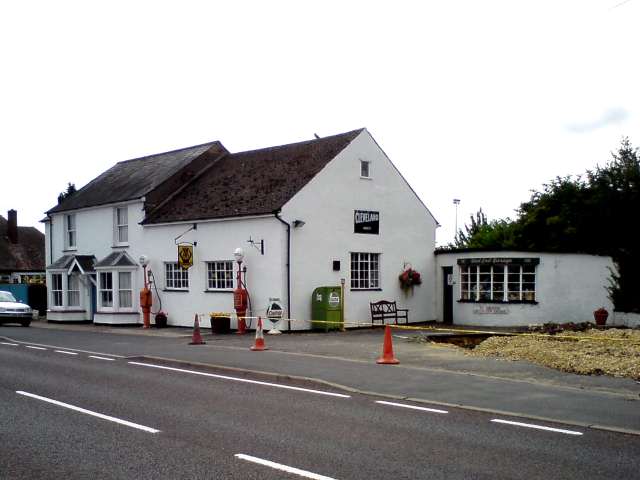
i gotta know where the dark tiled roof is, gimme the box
[143,129,363,224]
[47,142,226,214]
[48,254,97,272]
[0,216,45,272]
[95,251,137,268]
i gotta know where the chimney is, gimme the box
[7,209,18,244]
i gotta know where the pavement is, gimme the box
[3,319,640,436]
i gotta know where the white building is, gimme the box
[435,249,616,327]
[44,129,439,328]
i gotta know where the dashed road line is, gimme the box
[0,342,19,346]
[491,418,583,435]
[25,346,46,350]
[375,400,448,414]
[89,355,116,361]
[235,454,337,480]
[128,362,351,398]
[55,350,78,355]
[16,391,160,433]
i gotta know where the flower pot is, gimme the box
[593,308,608,326]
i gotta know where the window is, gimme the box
[206,261,234,290]
[351,252,380,289]
[65,214,76,249]
[118,272,132,308]
[360,160,370,178]
[51,274,63,307]
[165,262,189,290]
[115,207,128,244]
[67,274,80,307]
[99,272,113,307]
[459,261,537,303]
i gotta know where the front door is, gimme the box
[443,266,454,324]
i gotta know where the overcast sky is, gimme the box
[2,0,638,245]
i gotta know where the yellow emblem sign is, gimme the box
[178,244,194,269]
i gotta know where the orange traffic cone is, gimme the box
[189,314,206,345]
[376,325,399,364]
[250,316,268,351]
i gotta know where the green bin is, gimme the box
[311,286,343,331]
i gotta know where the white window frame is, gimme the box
[99,271,114,309]
[114,206,129,245]
[67,274,81,307]
[350,252,380,290]
[51,273,64,307]
[118,271,133,308]
[206,261,234,290]
[165,262,189,290]
[96,268,137,312]
[459,263,537,303]
[360,159,371,178]
[65,214,76,249]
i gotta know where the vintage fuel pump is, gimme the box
[233,248,249,334]
[139,255,152,329]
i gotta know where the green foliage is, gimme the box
[57,183,77,204]
[450,138,640,312]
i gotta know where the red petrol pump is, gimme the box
[139,255,152,329]
[233,248,249,334]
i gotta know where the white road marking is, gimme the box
[25,346,46,350]
[128,362,351,398]
[16,391,160,434]
[89,355,115,361]
[0,342,19,346]
[491,419,583,435]
[55,350,78,355]
[376,400,448,414]
[235,454,337,480]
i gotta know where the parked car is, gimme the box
[0,291,32,327]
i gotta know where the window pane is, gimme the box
[119,271,132,309]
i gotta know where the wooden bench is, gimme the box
[370,300,409,325]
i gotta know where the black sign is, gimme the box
[457,257,540,266]
[354,210,379,234]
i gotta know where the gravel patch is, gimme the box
[466,328,640,380]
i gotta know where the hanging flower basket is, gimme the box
[399,267,422,290]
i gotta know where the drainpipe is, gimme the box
[274,211,291,332]
[47,214,53,265]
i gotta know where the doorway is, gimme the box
[442,266,454,324]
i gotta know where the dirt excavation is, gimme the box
[464,327,640,380]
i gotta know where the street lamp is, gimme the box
[233,248,248,334]
[453,199,461,237]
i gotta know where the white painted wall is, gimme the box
[140,216,286,327]
[47,200,146,321]
[435,251,615,326]
[281,130,438,328]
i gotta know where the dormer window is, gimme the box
[360,159,371,178]
[65,214,76,249]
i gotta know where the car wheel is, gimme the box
[20,320,31,327]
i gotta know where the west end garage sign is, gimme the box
[457,257,540,266]
[354,210,379,234]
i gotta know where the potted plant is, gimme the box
[399,265,422,291]
[593,307,609,326]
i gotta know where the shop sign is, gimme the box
[177,244,194,269]
[457,257,539,266]
[267,298,283,319]
[473,305,509,315]
[354,210,379,234]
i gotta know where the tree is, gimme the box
[58,183,77,204]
